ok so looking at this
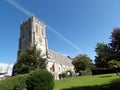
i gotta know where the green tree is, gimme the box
[12,45,47,76]
[94,43,111,68]
[108,60,120,69]
[109,28,120,61]
[72,54,94,73]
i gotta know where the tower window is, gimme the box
[52,65,55,72]
[36,25,38,33]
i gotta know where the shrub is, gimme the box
[92,68,120,75]
[80,69,92,76]
[26,69,54,90]
[61,72,67,78]
[0,74,27,90]
[109,79,120,90]
[13,75,27,90]
[59,71,73,79]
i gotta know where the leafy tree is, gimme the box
[94,43,111,68]
[72,54,94,73]
[108,60,120,69]
[94,28,120,69]
[109,28,120,61]
[12,45,47,76]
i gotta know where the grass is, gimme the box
[54,73,120,90]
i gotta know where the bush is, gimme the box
[109,79,120,90]
[26,69,54,90]
[79,69,92,76]
[59,71,72,79]
[0,69,54,90]
[0,74,27,90]
[61,72,67,78]
[13,75,27,90]
[92,68,120,75]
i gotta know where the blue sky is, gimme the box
[1,0,120,64]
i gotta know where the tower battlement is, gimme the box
[21,15,45,28]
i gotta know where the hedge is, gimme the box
[26,69,54,90]
[0,74,27,90]
[92,68,120,75]
[0,69,54,90]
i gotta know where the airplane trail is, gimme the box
[6,0,32,16]
[6,0,82,52]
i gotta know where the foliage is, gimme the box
[109,79,120,90]
[60,72,67,78]
[80,68,92,76]
[94,43,111,68]
[60,71,72,79]
[0,74,27,90]
[108,60,120,69]
[109,28,120,61]
[26,69,54,90]
[95,28,120,69]
[13,76,27,90]
[72,54,94,73]
[0,69,54,90]
[12,45,47,76]
[92,68,118,75]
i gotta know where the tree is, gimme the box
[94,43,111,68]
[109,28,120,61]
[108,60,120,69]
[72,54,94,73]
[108,60,120,75]
[12,45,47,76]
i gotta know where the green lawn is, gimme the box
[54,73,120,90]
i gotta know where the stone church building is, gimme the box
[18,15,74,79]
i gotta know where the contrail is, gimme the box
[6,0,82,52]
[47,25,81,52]
[6,0,32,16]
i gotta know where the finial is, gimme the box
[31,14,35,20]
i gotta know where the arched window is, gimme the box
[52,64,55,72]
[50,64,55,72]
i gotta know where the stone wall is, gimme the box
[47,50,74,79]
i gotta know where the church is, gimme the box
[18,15,74,79]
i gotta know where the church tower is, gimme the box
[17,15,74,80]
[18,15,48,56]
